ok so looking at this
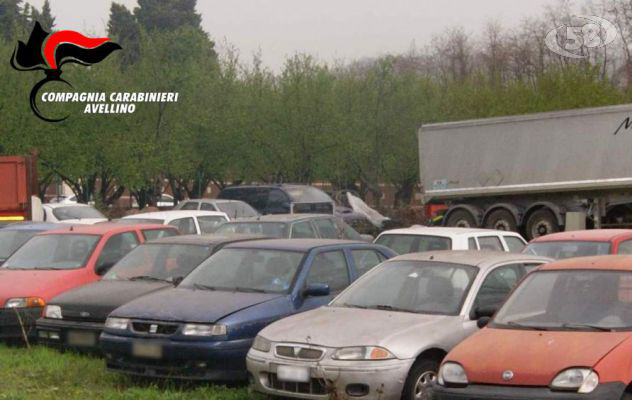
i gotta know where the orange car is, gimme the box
[431,256,632,400]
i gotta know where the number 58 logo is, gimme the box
[545,15,618,59]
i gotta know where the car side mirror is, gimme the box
[171,276,184,286]
[95,262,115,276]
[303,283,330,297]
[360,234,374,242]
[477,316,491,329]
[470,305,498,320]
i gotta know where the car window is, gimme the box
[313,218,339,239]
[197,216,228,234]
[306,250,349,293]
[337,219,362,240]
[504,236,526,252]
[351,249,385,277]
[291,221,318,238]
[468,237,478,250]
[200,203,217,211]
[374,234,451,254]
[95,232,139,270]
[169,217,197,235]
[618,239,632,254]
[216,201,258,218]
[267,189,290,212]
[179,201,199,211]
[473,263,523,314]
[249,188,271,212]
[477,236,504,251]
[142,228,178,241]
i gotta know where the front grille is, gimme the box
[131,321,179,335]
[275,345,324,360]
[267,372,329,395]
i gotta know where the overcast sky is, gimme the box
[28,0,555,71]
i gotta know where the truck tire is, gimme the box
[445,209,477,228]
[484,209,518,231]
[526,209,559,240]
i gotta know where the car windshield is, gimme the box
[181,248,305,294]
[51,206,105,221]
[216,202,258,218]
[3,234,100,270]
[104,243,213,281]
[494,270,632,331]
[524,241,611,259]
[214,222,289,238]
[333,261,478,315]
[374,234,452,255]
[0,230,40,260]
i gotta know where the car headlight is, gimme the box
[252,335,272,352]
[5,297,45,308]
[44,305,62,319]
[551,368,599,393]
[104,317,130,330]
[331,346,395,361]
[182,324,227,336]
[438,362,469,386]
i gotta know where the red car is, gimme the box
[0,223,177,341]
[524,229,632,259]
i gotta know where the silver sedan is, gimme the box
[247,250,551,400]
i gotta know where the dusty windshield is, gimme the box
[0,230,39,260]
[494,270,632,331]
[333,261,477,315]
[52,206,105,221]
[214,222,289,238]
[523,241,611,259]
[3,234,100,270]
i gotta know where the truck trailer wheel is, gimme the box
[484,209,517,231]
[445,209,477,228]
[526,209,559,240]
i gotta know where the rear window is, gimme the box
[179,201,199,211]
[524,241,611,259]
[52,206,105,221]
[375,234,451,255]
[215,222,288,238]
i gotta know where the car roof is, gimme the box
[530,229,632,243]
[223,214,333,223]
[121,210,228,220]
[224,238,367,251]
[378,226,523,237]
[41,223,170,235]
[147,233,267,246]
[386,250,551,270]
[0,222,69,231]
[538,255,632,271]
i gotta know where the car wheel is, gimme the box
[484,209,517,231]
[402,358,439,400]
[445,209,477,228]
[526,209,559,240]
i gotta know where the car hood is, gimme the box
[110,287,284,323]
[50,280,171,322]
[260,306,455,358]
[448,328,631,386]
[0,268,85,305]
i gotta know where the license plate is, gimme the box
[132,342,163,359]
[66,330,96,347]
[277,365,310,383]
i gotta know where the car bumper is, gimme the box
[0,307,42,340]
[246,350,414,400]
[430,382,627,400]
[100,332,252,381]
[36,318,104,351]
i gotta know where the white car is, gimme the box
[120,210,229,235]
[374,226,526,255]
[42,203,108,224]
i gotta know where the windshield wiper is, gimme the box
[191,283,219,291]
[505,321,550,331]
[561,323,615,332]
[228,287,269,293]
[338,303,370,309]
[372,304,414,313]
[128,275,170,283]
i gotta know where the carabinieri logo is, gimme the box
[10,22,121,122]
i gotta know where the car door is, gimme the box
[295,248,351,312]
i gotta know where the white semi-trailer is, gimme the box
[418,104,632,239]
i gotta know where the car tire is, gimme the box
[526,209,559,240]
[445,209,477,228]
[484,209,517,231]
[402,358,439,400]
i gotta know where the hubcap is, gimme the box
[456,220,471,228]
[534,221,553,237]
[494,221,509,230]
[414,371,437,400]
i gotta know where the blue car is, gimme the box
[100,239,396,381]
[0,222,68,264]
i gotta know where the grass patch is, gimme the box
[0,344,261,399]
